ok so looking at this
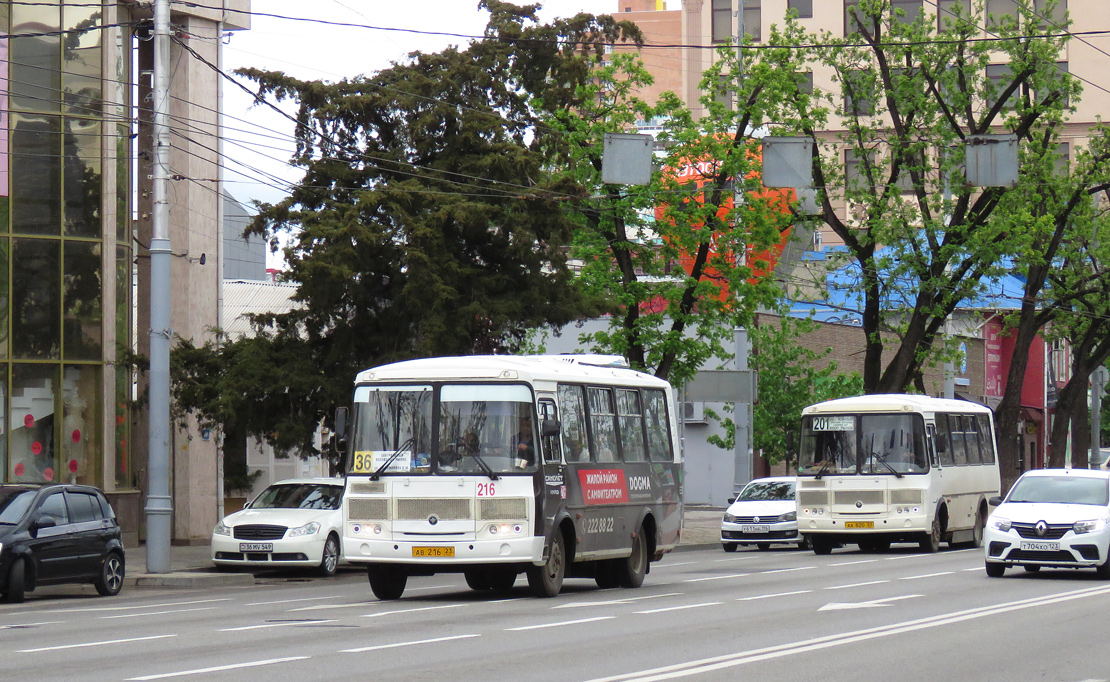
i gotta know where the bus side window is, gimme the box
[644,389,673,462]
[558,384,589,462]
[588,387,620,463]
[617,389,646,462]
[962,415,983,464]
[539,399,562,464]
[976,414,997,463]
[934,417,955,467]
[925,423,938,467]
[949,414,968,466]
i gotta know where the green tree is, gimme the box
[171,2,644,455]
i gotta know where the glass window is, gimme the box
[986,63,1017,112]
[38,492,69,524]
[0,239,8,357]
[587,387,619,463]
[63,119,102,238]
[250,483,343,510]
[1033,0,1065,26]
[13,238,61,359]
[559,384,589,462]
[937,0,971,28]
[617,389,646,462]
[842,70,875,117]
[946,414,968,465]
[799,414,857,474]
[539,399,561,463]
[12,114,61,235]
[859,413,928,474]
[892,0,922,25]
[743,0,761,42]
[788,0,812,19]
[11,364,58,482]
[845,148,874,192]
[1007,474,1108,505]
[114,363,132,489]
[0,488,35,524]
[63,364,100,485]
[63,240,102,359]
[644,389,672,462]
[844,0,864,34]
[711,0,732,43]
[976,414,996,463]
[437,384,536,475]
[349,385,433,475]
[62,2,103,118]
[738,479,794,500]
[11,3,61,114]
[959,414,982,464]
[66,491,102,522]
[795,71,814,96]
[934,413,955,466]
[986,0,1018,27]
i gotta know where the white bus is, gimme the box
[334,355,682,599]
[795,394,1000,554]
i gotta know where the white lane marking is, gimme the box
[362,604,464,618]
[342,634,480,653]
[18,634,176,653]
[635,602,722,615]
[288,602,381,612]
[126,656,309,681]
[100,607,218,620]
[655,561,700,568]
[506,616,615,631]
[899,572,953,580]
[684,573,749,583]
[819,595,923,611]
[762,566,816,575]
[738,590,812,601]
[712,556,757,563]
[554,593,682,609]
[585,583,1110,682]
[829,559,878,567]
[245,596,344,606]
[962,567,985,572]
[405,585,453,592]
[0,621,63,629]
[220,620,338,632]
[45,598,233,613]
[824,580,889,590]
[883,554,922,561]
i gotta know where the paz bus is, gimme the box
[334,355,682,599]
[795,394,1000,554]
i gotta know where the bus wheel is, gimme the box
[617,527,648,588]
[919,518,942,553]
[488,569,517,591]
[595,560,620,589]
[464,570,491,590]
[811,538,833,556]
[368,565,407,600]
[965,508,985,549]
[527,533,565,598]
[985,562,1005,578]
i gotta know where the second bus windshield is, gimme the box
[799,413,928,475]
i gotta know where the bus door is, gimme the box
[538,397,564,539]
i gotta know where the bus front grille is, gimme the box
[349,480,386,495]
[348,497,390,521]
[833,490,885,506]
[397,498,471,520]
[798,490,830,507]
[479,498,528,520]
[890,489,923,505]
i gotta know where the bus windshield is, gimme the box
[349,383,537,476]
[799,413,927,476]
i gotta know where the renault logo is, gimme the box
[428,515,439,526]
[1035,520,1048,537]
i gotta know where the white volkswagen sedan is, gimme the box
[984,468,1110,578]
[720,476,806,551]
[212,478,345,576]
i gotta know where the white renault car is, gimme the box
[984,468,1110,578]
[720,476,806,551]
[212,478,345,576]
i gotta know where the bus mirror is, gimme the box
[334,406,348,453]
[542,418,560,438]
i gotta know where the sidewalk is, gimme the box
[124,508,725,587]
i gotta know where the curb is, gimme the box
[126,572,255,588]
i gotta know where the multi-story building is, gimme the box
[0,1,249,547]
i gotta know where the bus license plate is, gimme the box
[845,521,874,529]
[412,546,455,558]
[740,525,770,534]
[1020,541,1060,552]
[239,543,273,552]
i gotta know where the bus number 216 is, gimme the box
[477,482,496,497]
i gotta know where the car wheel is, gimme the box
[318,534,340,577]
[4,557,26,603]
[722,543,738,553]
[1023,564,1041,573]
[756,543,772,551]
[616,527,648,588]
[527,531,566,598]
[95,552,125,597]
[985,561,1005,578]
[1097,558,1110,580]
[919,517,942,553]
[367,565,408,600]
[796,536,810,551]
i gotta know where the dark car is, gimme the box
[0,484,125,603]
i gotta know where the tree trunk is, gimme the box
[1048,373,1085,468]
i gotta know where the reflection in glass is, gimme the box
[12,114,61,234]
[116,124,129,241]
[63,240,102,359]
[12,238,61,358]
[63,364,100,485]
[10,364,57,482]
[588,387,619,463]
[114,364,131,489]
[64,119,102,237]
[0,239,8,358]
[62,4,102,117]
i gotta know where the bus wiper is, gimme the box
[470,452,500,481]
[370,437,415,480]
[871,453,904,479]
[814,457,834,480]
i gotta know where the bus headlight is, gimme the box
[485,523,526,536]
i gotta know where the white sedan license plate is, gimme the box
[1019,541,1060,552]
[239,543,273,552]
[740,525,771,534]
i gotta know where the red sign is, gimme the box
[578,469,629,505]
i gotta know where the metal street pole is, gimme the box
[144,0,173,573]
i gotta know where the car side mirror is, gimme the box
[30,515,57,536]
[988,496,1003,507]
[727,496,737,504]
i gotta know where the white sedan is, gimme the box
[984,468,1110,578]
[212,478,345,576]
[720,476,806,551]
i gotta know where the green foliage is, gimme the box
[224,468,264,496]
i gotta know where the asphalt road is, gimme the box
[3,543,1110,682]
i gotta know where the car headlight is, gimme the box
[723,513,739,523]
[1074,518,1107,535]
[989,516,1011,532]
[781,512,797,522]
[286,521,321,538]
[213,521,231,536]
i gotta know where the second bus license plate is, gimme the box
[412,546,455,558]
[740,525,770,534]
[1020,541,1060,552]
[845,521,874,529]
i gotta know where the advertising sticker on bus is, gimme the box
[578,469,630,505]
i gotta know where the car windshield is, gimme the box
[1007,476,1110,506]
[0,489,36,524]
[737,481,794,501]
[249,484,343,510]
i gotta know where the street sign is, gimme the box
[684,369,757,403]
